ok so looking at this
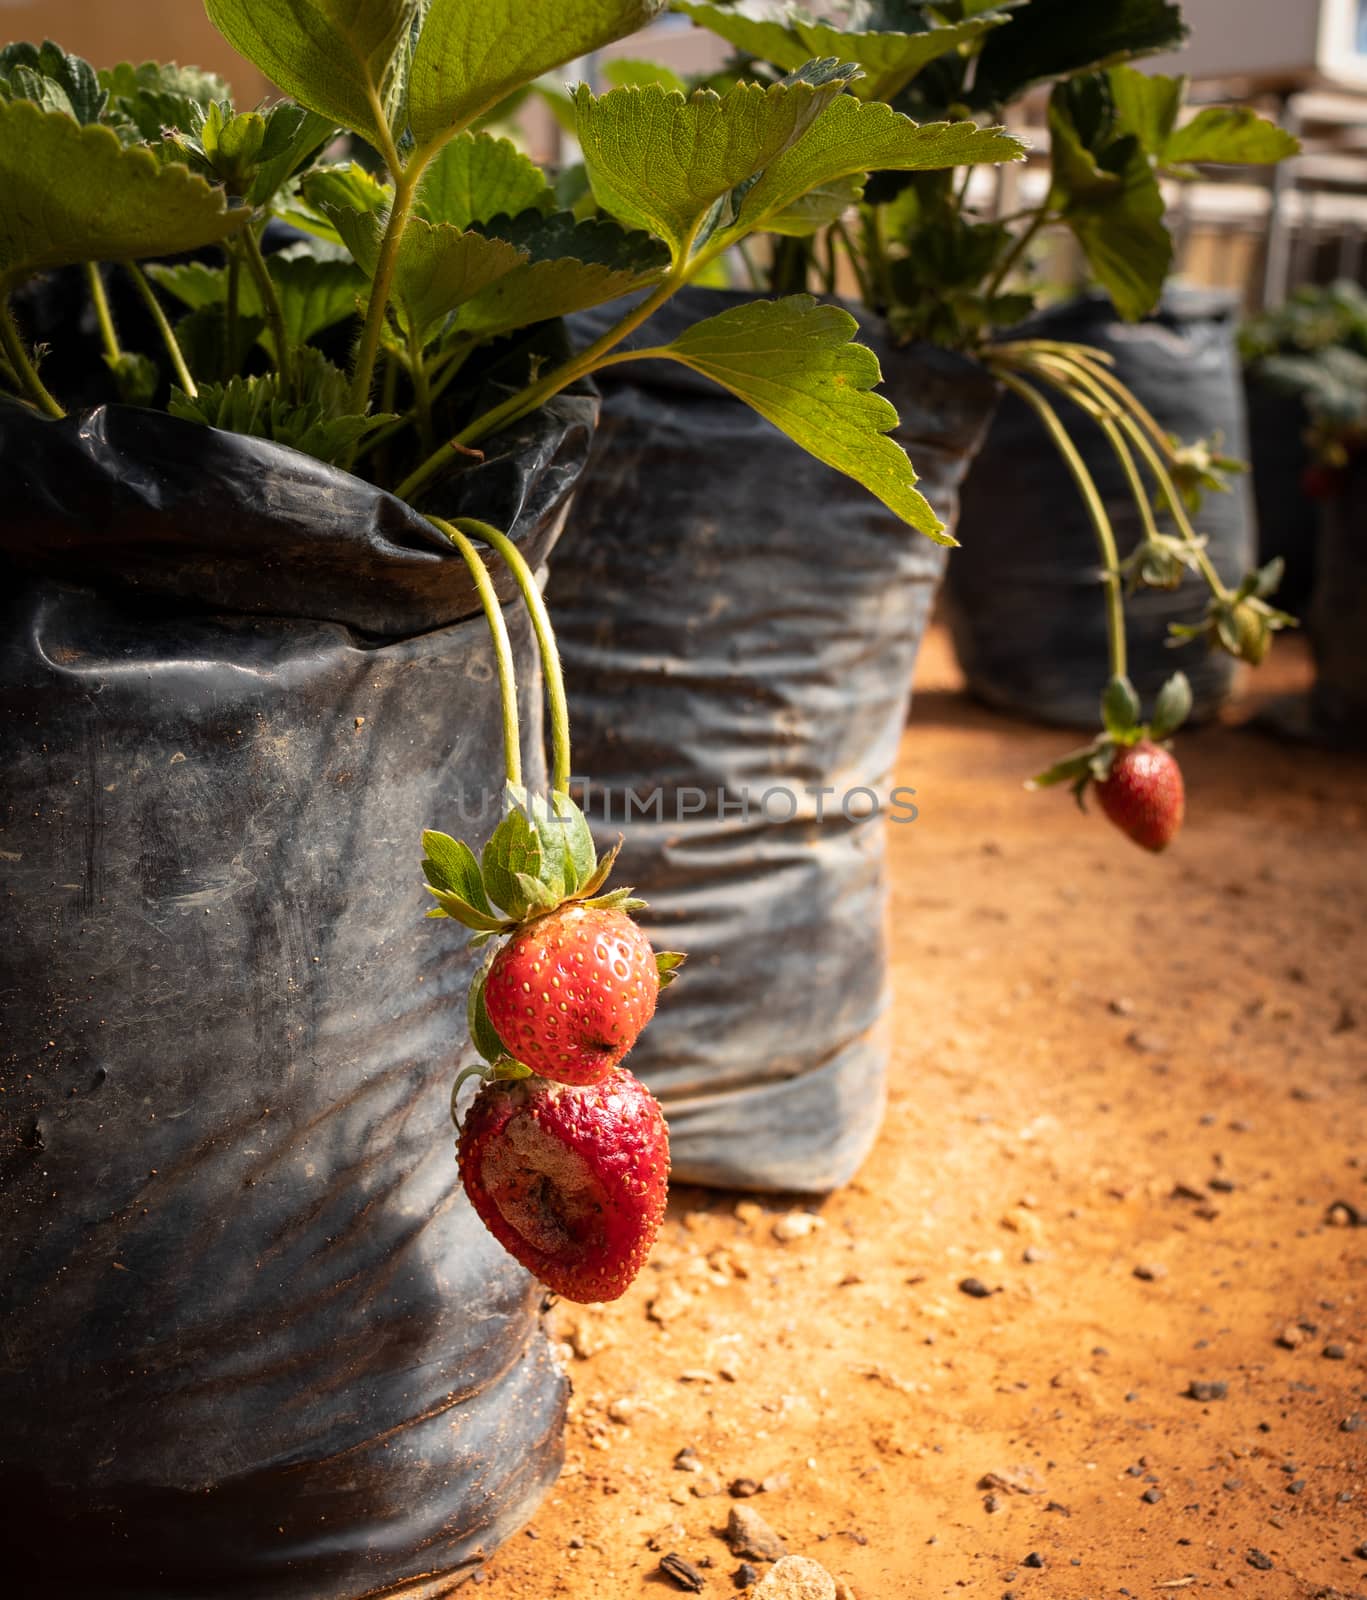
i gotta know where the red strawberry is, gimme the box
[484,904,659,1086]
[458,1067,669,1302]
[1095,740,1185,852]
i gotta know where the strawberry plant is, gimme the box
[670,0,1300,845]
[0,0,1025,536]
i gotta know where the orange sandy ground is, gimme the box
[484,625,1366,1600]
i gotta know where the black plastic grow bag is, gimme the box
[548,288,1000,1194]
[1308,457,1367,736]
[946,288,1257,727]
[0,389,595,1599]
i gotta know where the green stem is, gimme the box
[829,219,874,309]
[407,327,434,456]
[1017,346,1231,600]
[983,207,1051,303]
[426,514,522,789]
[736,238,766,293]
[991,364,1128,682]
[125,263,197,398]
[85,263,121,362]
[349,169,422,413]
[396,264,687,504]
[225,248,241,376]
[860,205,892,312]
[0,291,65,417]
[458,518,572,798]
[241,226,293,395]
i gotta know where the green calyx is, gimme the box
[1028,670,1192,808]
[1168,558,1296,666]
[423,785,644,943]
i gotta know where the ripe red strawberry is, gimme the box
[1095,740,1185,851]
[484,904,659,1086]
[458,1067,669,1302]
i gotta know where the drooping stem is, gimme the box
[456,518,572,798]
[426,515,522,789]
[85,263,121,362]
[125,263,197,398]
[240,226,293,396]
[0,292,65,418]
[829,218,874,307]
[1015,345,1232,601]
[991,365,1128,683]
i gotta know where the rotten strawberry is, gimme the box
[457,1066,670,1303]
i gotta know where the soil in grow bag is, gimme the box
[946,287,1257,728]
[0,389,594,1600]
[548,288,999,1194]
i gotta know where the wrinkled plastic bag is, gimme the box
[0,388,595,1599]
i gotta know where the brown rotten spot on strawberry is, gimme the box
[458,1066,669,1303]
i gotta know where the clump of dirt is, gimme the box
[485,628,1366,1599]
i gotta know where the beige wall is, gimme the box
[2,1,272,104]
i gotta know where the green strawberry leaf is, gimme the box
[481,804,544,918]
[325,205,528,340]
[1161,105,1299,169]
[0,40,106,124]
[149,253,367,358]
[972,0,1187,109]
[1047,83,1171,323]
[602,57,690,96]
[573,74,855,263]
[1149,671,1193,740]
[203,0,416,150]
[246,105,337,206]
[167,347,398,465]
[0,101,248,286]
[468,960,512,1062]
[422,828,495,914]
[456,215,670,338]
[1106,64,1185,159]
[645,295,944,539]
[674,1,1011,104]
[99,60,229,144]
[728,97,1024,242]
[763,172,866,238]
[416,131,555,229]
[407,0,669,149]
[1100,673,1142,739]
